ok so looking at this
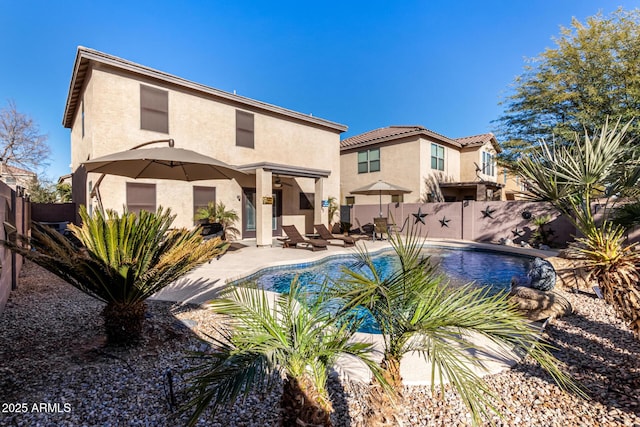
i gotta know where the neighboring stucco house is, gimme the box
[63,47,347,246]
[0,164,36,191]
[340,126,503,205]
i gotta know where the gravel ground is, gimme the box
[1,261,639,427]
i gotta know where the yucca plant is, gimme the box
[1,206,229,344]
[572,222,640,334]
[182,279,387,427]
[324,221,580,425]
[518,118,640,334]
[195,201,240,240]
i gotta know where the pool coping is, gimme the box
[226,238,559,286]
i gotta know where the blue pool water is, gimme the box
[234,247,533,333]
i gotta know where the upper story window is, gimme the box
[140,85,169,133]
[236,110,254,148]
[482,151,495,176]
[431,143,444,171]
[358,148,380,173]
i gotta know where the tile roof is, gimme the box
[340,125,461,150]
[1,164,35,176]
[455,133,502,152]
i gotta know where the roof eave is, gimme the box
[63,47,348,133]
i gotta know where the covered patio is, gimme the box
[236,162,332,246]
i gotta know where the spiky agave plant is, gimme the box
[182,279,387,427]
[572,221,640,334]
[325,221,582,425]
[2,206,229,344]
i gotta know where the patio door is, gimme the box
[242,188,282,238]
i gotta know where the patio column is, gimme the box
[256,168,273,247]
[314,178,326,227]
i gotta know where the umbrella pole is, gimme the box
[379,191,382,217]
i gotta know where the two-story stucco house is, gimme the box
[63,47,346,245]
[340,126,503,205]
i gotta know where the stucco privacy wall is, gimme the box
[69,55,343,231]
[348,201,576,245]
[0,182,29,314]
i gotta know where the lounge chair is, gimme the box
[281,225,328,251]
[314,224,359,247]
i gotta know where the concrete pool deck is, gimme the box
[151,237,557,385]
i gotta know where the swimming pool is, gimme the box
[231,246,533,333]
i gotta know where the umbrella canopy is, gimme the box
[82,146,245,181]
[350,179,411,217]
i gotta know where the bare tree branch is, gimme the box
[0,99,50,173]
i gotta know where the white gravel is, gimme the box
[1,262,639,427]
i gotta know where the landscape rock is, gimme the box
[509,285,572,321]
[2,261,640,427]
[527,257,556,291]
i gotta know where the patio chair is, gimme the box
[373,217,390,241]
[281,225,329,251]
[354,218,374,240]
[314,224,359,247]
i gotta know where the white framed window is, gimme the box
[482,151,495,176]
[431,143,444,171]
[358,148,380,173]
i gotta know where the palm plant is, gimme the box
[325,221,581,425]
[518,118,640,334]
[2,206,229,344]
[195,201,240,239]
[327,196,339,228]
[530,214,554,247]
[182,280,387,427]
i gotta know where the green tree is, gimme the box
[496,8,640,165]
[325,221,580,425]
[518,119,640,334]
[26,176,57,203]
[182,280,386,427]
[56,182,72,202]
[1,206,229,344]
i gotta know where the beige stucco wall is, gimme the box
[460,142,498,183]
[340,136,462,205]
[70,65,341,234]
[340,140,420,206]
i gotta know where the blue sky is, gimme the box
[1,0,639,180]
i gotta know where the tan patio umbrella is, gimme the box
[350,179,411,217]
[82,139,246,208]
[83,146,245,181]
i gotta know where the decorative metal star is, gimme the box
[439,217,450,228]
[512,228,524,237]
[412,207,428,224]
[481,206,496,219]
